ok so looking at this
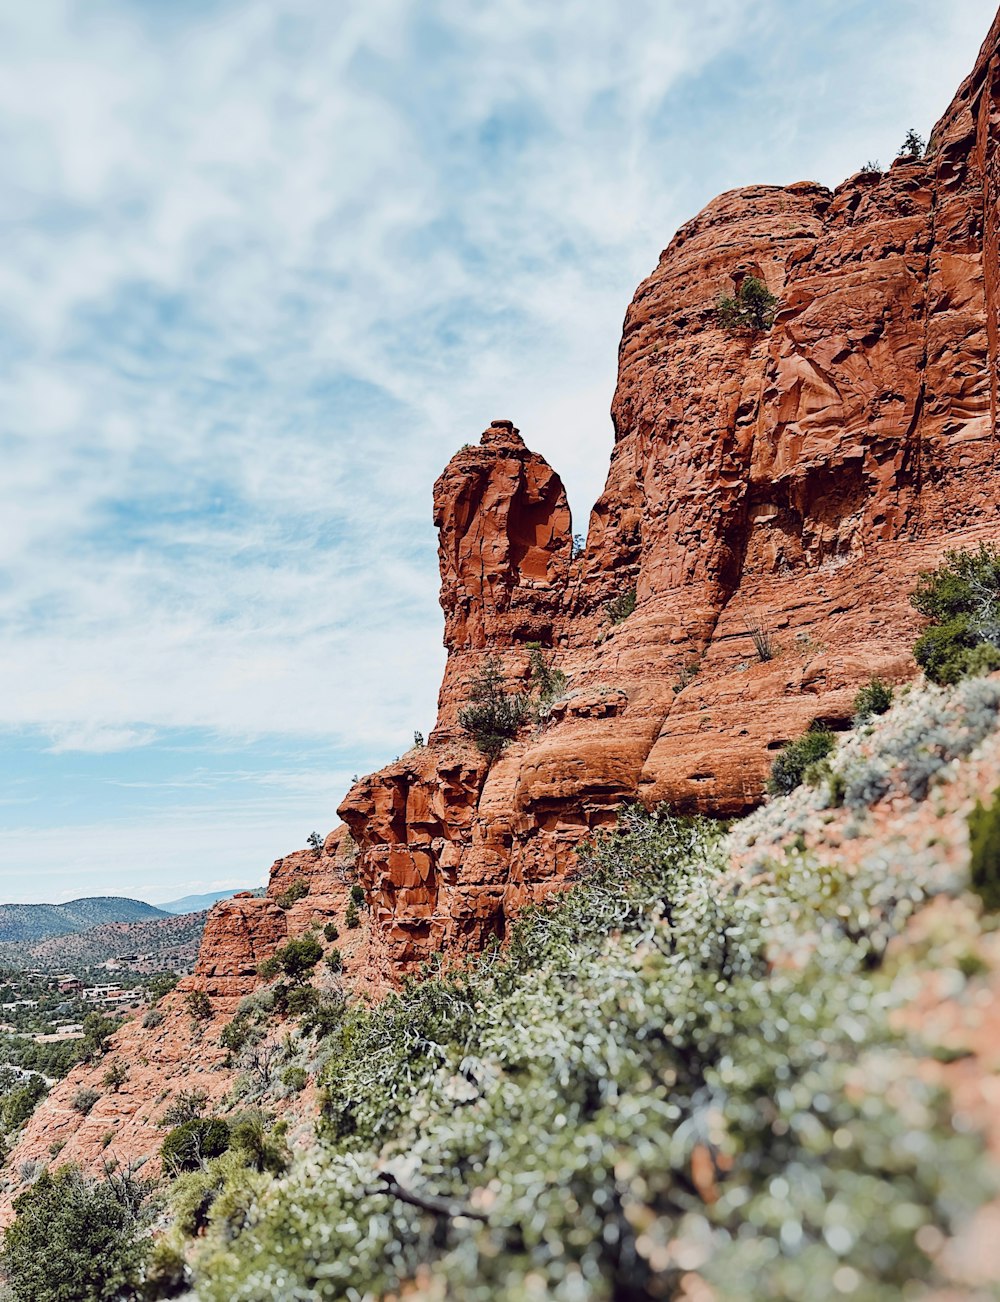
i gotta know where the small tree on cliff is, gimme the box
[458,656,530,761]
[898,128,926,160]
[716,275,778,333]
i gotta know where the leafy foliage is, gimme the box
[71,1085,99,1116]
[458,655,530,760]
[898,128,926,159]
[185,990,212,1021]
[716,275,778,332]
[275,878,310,910]
[323,921,339,942]
[605,585,637,625]
[1,1164,153,1302]
[968,786,1000,911]
[911,544,1000,684]
[527,645,567,709]
[767,727,836,795]
[344,901,360,929]
[257,935,323,985]
[161,1117,231,1175]
[852,676,893,723]
[184,804,992,1301]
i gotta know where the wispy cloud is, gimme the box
[0,0,992,897]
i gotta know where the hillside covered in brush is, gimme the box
[0,898,168,946]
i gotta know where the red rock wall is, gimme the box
[341,8,1000,976]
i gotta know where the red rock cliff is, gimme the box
[341,8,1000,975]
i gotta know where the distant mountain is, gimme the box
[0,896,168,944]
[158,887,264,914]
[0,910,209,971]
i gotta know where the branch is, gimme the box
[369,1171,488,1223]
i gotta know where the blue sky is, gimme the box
[0,0,993,904]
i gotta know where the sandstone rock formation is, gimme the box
[341,8,1000,975]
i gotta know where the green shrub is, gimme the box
[325,948,344,974]
[229,1114,289,1176]
[285,985,320,1017]
[158,1087,208,1127]
[81,1012,118,1058]
[898,127,926,159]
[276,878,310,910]
[307,831,325,855]
[527,646,567,708]
[1,1165,152,1302]
[345,901,360,929]
[853,676,893,723]
[968,786,1000,911]
[323,921,339,943]
[142,1009,165,1030]
[1,1077,46,1132]
[716,274,778,332]
[185,990,212,1021]
[220,1014,263,1060]
[281,1066,308,1093]
[260,935,323,985]
[101,1060,127,1092]
[911,544,1000,684]
[71,1086,99,1116]
[349,884,366,907]
[458,656,530,761]
[189,805,991,1302]
[161,1117,230,1175]
[605,586,637,624]
[767,727,837,795]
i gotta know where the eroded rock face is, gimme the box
[342,10,1000,974]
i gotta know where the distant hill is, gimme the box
[0,896,168,944]
[0,910,209,971]
[158,887,263,914]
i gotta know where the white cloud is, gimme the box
[0,0,993,894]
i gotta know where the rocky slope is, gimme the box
[5,3,1000,1196]
[340,7,1000,975]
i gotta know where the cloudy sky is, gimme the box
[0,0,993,904]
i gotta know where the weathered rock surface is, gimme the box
[341,8,1000,974]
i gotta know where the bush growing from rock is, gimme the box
[161,1117,230,1175]
[71,1085,99,1116]
[259,935,323,985]
[911,543,1000,684]
[853,676,893,723]
[185,990,213,1021]
[716,274,778,332]
[142,1009,165,1029]
[605,586,637,624]
[101,1060,127,1092]
[767,727,836,795]
[325,948,344,974]
[276,878,310,910]
[345,900,360,929]
[458,656,530,760]
[323,921,339,942]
